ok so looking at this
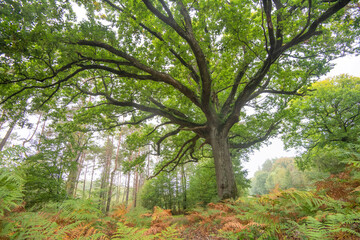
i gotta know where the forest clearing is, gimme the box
[1,0,360,239]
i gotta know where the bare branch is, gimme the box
[146,121,173,136]
[156,127,182,154]
[74,84,202,129]
[149,97,188,119]
[141,0,212,113]
[102,0,200,84]
[229,121,279,149]
[76,40,201,108]
[149,135,199,179]
[278,0,351,54]
[0,68,87,104]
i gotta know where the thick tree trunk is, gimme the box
[209,128,238,200]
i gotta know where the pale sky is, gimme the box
[244,55,360,178]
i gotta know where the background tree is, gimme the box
[250,157,309,195]
[283,75,360,173]
[1,0,358,199]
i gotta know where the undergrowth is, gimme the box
[1,170,359,239]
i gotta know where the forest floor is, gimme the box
[1,171,360,239]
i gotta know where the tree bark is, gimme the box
[83,164,87,198]
[0,120,16,151]
[23,112,42,148]
[125,171,131,205]
[100,136,113,210]
[116,171,121,204]
[88,158,96,199]
[209,127,238,200]
[133,170,139,208]
[66,151,83,196]
[106,132,122,213]
[74,151,86,197]
[181,165,187,210]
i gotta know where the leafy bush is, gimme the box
[22,154,67,208]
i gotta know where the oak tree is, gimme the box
[0,0,358,199]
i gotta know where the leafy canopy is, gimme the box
[0,0,358,188]
[283,74,360,172]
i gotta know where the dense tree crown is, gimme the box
[283,74,360,173]
[0,0,358,199]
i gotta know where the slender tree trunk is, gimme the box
[89,158,96,199]
[74,152,86,197]
[209,127,238,200]
[181,165,187,210]
[106,132,122,213]
[133,170,139,208]
[125,152,133,206]
[66,151,83,196]
[168,173,173,211]
[83,164,87,198]
[100,136,113,211]
[125,171,131,206]
[176,173,180,213]
[0,120,16,151]
[116,171,121,204]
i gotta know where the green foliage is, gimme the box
[1,0,357,200]
[0,145,26,168]
[250,171,269,195]
[187,159,218,207]
[157,224,183,240]
[283,75,360,173]
[0,198,107,239]
[219,187,360,239]
[22,154,67,208]
[250,157,309,195]
[112,222,150,240]
[111,222,183,240]
[58,199,103,222]
[1,212,61,240]
[124,206,152,228]
[0,168,24,217]
[140,170,184,211]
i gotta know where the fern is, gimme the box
[58,199,103,223]
[0,168,24,217]
[157,224,183,240]
[111,222,154,240]
[60,221,108,240]
[0,212,61,240]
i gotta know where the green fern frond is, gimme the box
[157,224,183,240]
[111,222,153,240]
[1,212,60,239]
[0,168,24,217]
[58,199,103,222]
